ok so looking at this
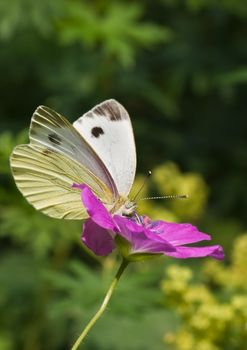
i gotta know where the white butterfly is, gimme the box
[10,99,137,219]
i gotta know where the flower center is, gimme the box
[133,215,162,235]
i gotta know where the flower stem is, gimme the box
[71,258,129,350]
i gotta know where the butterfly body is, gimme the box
[10,100,137,220]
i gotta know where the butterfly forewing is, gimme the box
[10,144,114,219]
[30,105,118,199]
[73,99,136,196]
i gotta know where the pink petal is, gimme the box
[156,221,211,246]
[114,216,176,254]
[114,215,145,233]
[82,219,115,256]
[73,184,116,230]
[165,245,224,260]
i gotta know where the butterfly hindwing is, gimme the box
[73,99,136,196]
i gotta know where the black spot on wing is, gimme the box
[92,100,129,121]
[42,148,53,156]
[48,133,62,145]
[91,127,104,138]
[85,112,94,119]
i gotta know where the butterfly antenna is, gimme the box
[139,194,188,201]
[132,170,152,201]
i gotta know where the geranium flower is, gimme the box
[73,184,224,261]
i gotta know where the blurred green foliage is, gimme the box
[0,0,246,349]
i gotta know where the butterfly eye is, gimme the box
[48,133,62,145]
[91,127,104,138]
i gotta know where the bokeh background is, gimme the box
[0,1,247,349]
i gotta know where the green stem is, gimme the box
[71,259,129,350]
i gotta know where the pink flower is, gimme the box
[73,184,224,261]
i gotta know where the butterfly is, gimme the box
[10,100,137,219]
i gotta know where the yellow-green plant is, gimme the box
[161,234,247,350]
[132,162,208,222]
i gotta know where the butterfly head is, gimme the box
[122,199,137,217]
[110,197,137,217]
